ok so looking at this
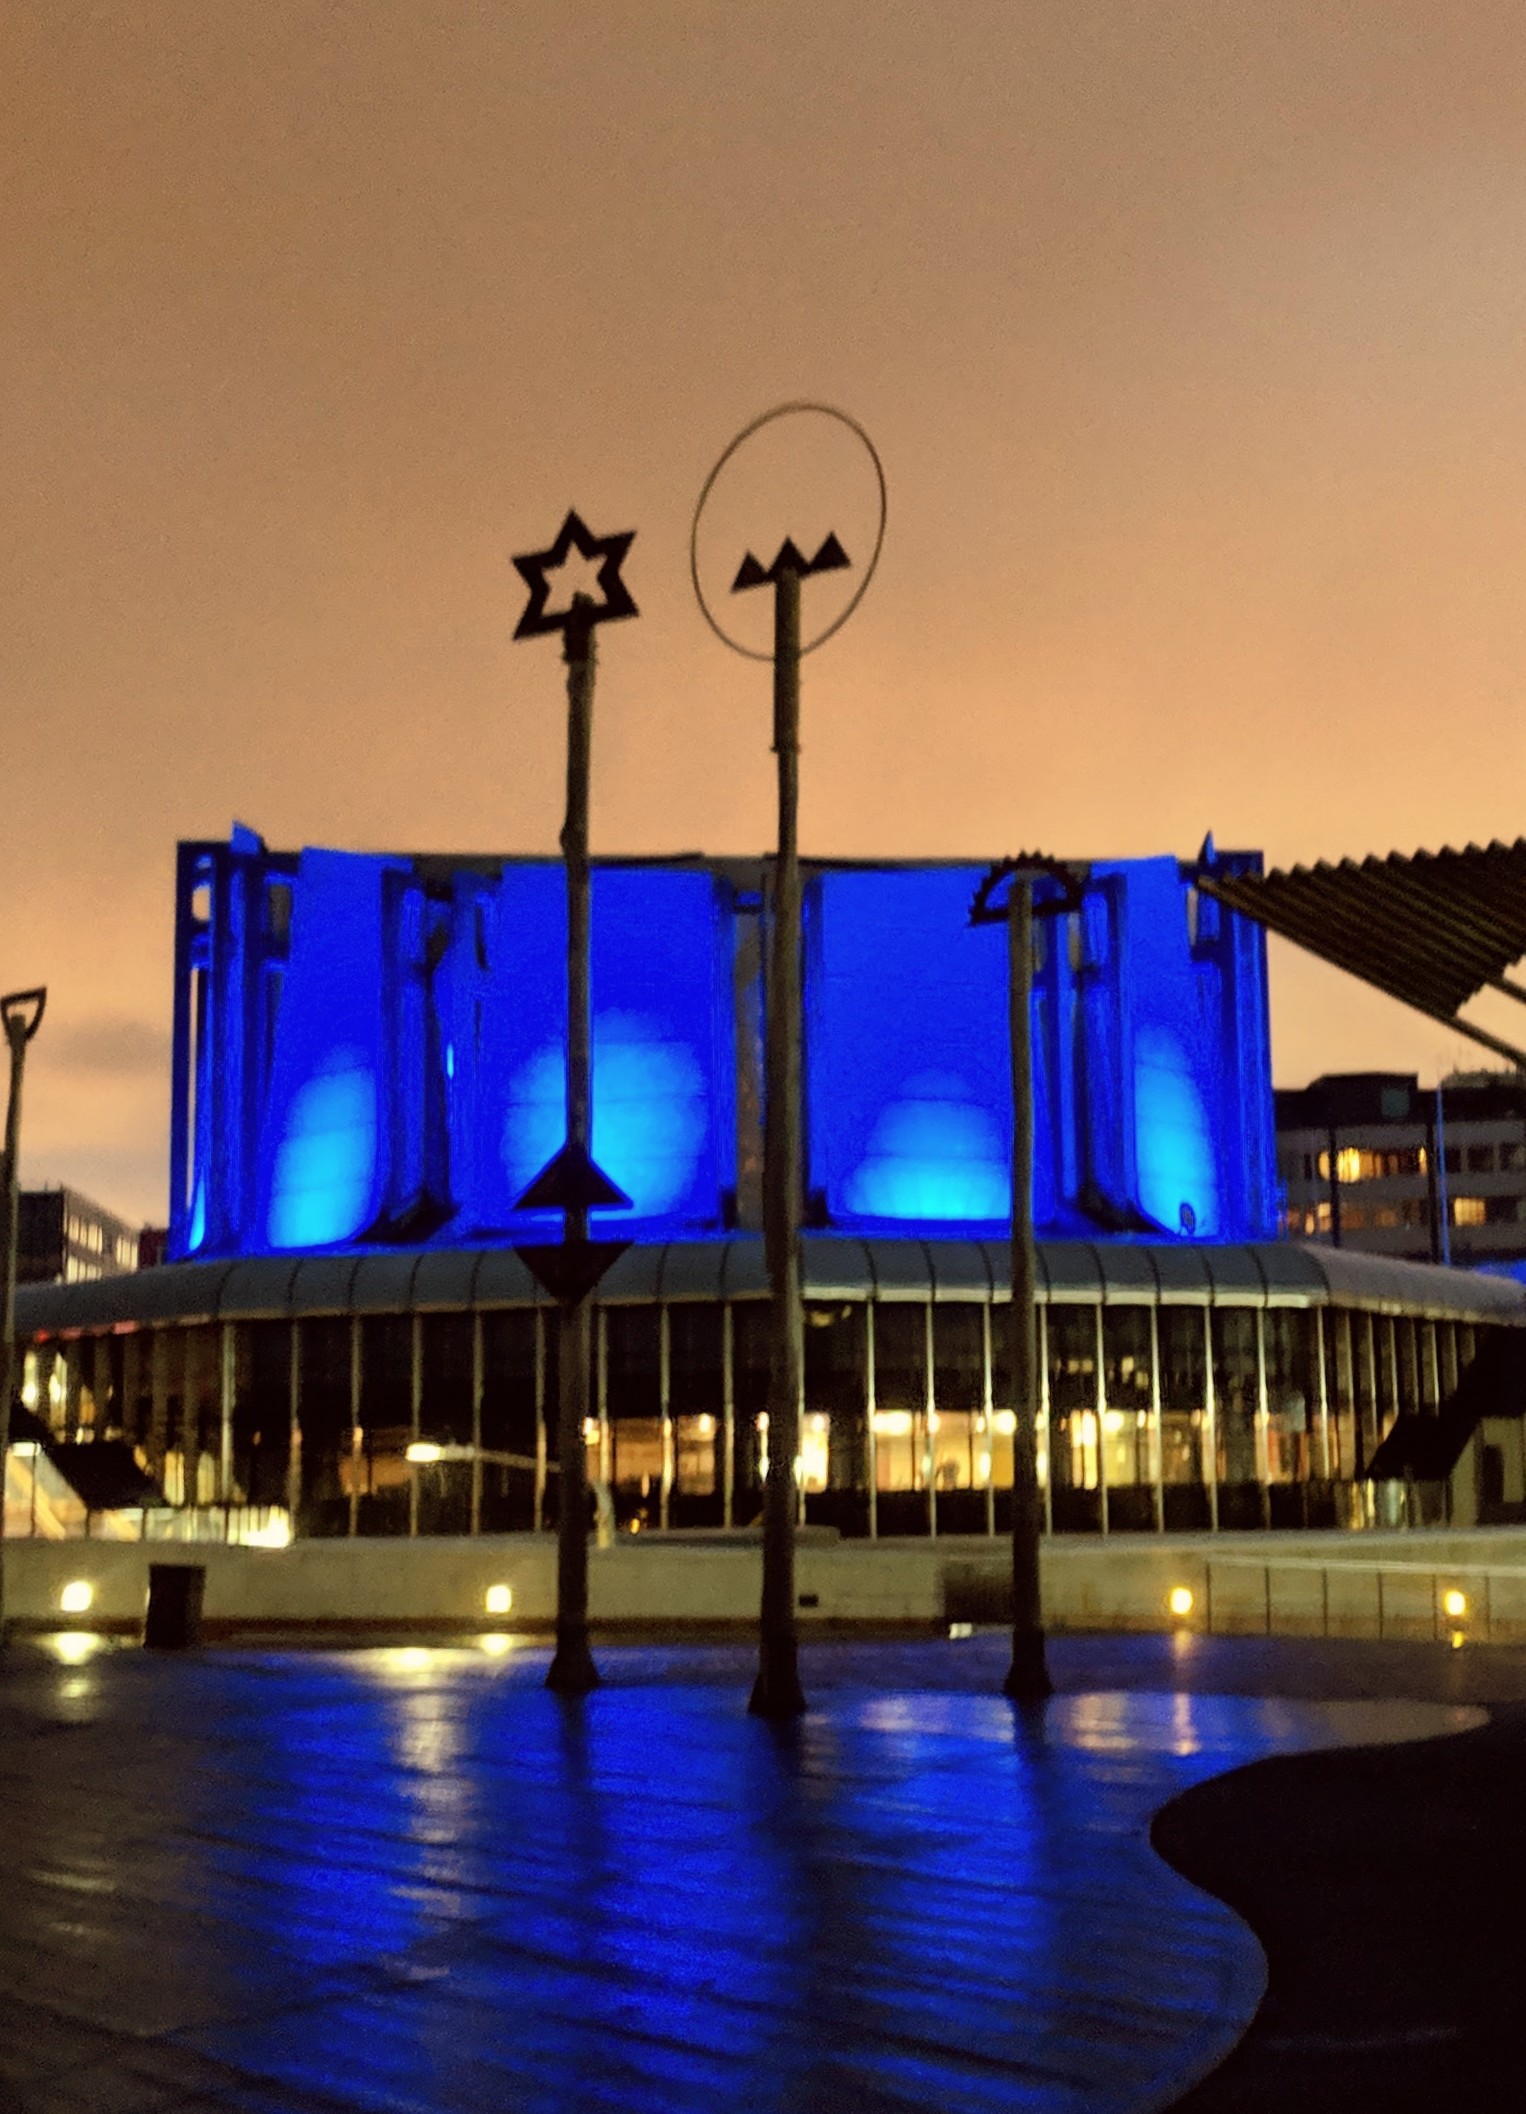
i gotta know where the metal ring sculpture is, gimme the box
[968,854,1087,926]
[690,401,887,661]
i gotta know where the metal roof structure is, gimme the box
[16,1237,1523,1334]
[1197,837,1526,1068]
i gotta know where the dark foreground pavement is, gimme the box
[0,1630,1486,2114]
[1154,1704,1526,2113]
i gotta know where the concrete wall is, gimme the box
[14,1526,1526,1646]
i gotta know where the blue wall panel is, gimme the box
[808,869,1017,1227]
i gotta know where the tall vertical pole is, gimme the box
[548,598,600,1695]
[750,561,807,1718]
[1004,880,1052,1702]
[0,1004,41,1641]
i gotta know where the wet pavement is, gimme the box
[0,1633,1486,2114]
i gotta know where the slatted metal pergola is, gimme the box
[1196,837,1526,1068]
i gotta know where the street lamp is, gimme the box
[510,512,637,1696]
[0,986,46,1642]
[691,404,886,1718]
[970,858,1081,1703]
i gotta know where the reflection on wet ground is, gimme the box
[0,1635,1479,2114]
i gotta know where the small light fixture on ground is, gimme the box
[1168,1586,1195,1619]
[1442,1588,1468,1621]
[59,1580,94,1614]
[484,1583,513,1615]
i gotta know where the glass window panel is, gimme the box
[1397,1319,1419,1416]
[1102,1308,1153,1408]
[1263,1310,1315,1484]
[1047,1305,1098,1413]
[1324,1309,1356,1481]
[872,1304,926,1413]
[602,1305,661,1420]
[1212,1308,1259,1485]
[931,1410,979,1491]
[480,1310,538,1457]
[806,1305,866,1488]
[234,1319,293,1508]
[420,1312,473,1446]
[668,1304,724,1417]
[933,1305,985,1413]
[674,1416,718,1495]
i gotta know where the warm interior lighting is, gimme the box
[241,1514,293,1548]
[1442,1588,1468,1620]
[484,1583,512,1615]
[872,1410,914,1438]
[406,1441,444,1464]
[992,1410,1017,1436]
[1168,1585,1194,1618]
[582,1418,601,1446]
[59,1580,94,1614]
[49,1631,103,1666]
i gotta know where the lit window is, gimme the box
[1453,1197,1487,1227]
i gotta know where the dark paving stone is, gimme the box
[0,1635,1481,2113]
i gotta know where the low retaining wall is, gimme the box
[12,1526,1526,1645]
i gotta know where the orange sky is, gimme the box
[8,1,1526,1223]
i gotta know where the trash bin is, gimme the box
[143,1563,206,1649]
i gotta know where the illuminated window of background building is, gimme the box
[1046,1304,1100,1495]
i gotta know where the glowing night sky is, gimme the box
[9,2,1526,1222]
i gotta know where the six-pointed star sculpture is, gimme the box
[512,511,639,639]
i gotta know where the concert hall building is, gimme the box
[14,827,1524,1545]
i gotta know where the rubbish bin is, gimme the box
[143,1563,206,1649]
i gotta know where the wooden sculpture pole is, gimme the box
[750,557,807,1718]
[547,599,600,1695]
[1003,882,1052,1702]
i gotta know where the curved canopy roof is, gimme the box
[16,1237,1523,1334]
[1199,839,1526,1066]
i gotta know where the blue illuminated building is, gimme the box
[168,831,1276,1261]
[16,828,1524,1546]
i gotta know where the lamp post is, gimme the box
[0,986,46,1641]
[970,859,1079,1703]
[510,513,637,1696]
[691,404,886,1719]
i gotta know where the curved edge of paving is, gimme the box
[1147,1703,1517,2113]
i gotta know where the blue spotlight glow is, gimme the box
[1133,1027,1219,1238]
[268,1053,378,1249]
[845,1072,1008,1221]
[502,1011,707,1219]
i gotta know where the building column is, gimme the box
[1148,1303,1165,1532]
[924,1302,937,1541]
[286,1319,302,1530]
[1203,1307,1219,1534]
[408,1313,422,1537]
[1093,1305,1109,1536]
[721,1304,735,1530]
[348,1316,362,1538]
[658,1305,673,1533]
[865,1302,879,1541]
[470,1311,484,1537]
[981,1302,996,1538]
[218,1320,235,1508]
